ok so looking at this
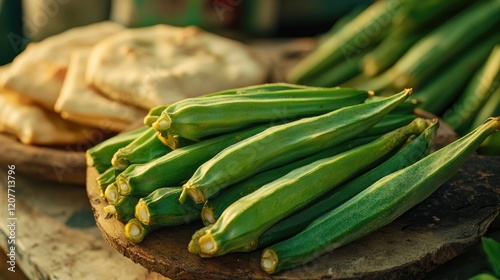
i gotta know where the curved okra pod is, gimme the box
[201,136,377,226]
[260,117,500,274]
[181,89,413,204]
[256,119,439,248]
[190,117,428,257]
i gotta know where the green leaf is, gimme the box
[469,273,499,280]
[482,237,500,277]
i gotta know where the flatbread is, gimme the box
[0,88,97,146]
[2,21,124,109]
[86,25,268,109]
[55,49,146,132]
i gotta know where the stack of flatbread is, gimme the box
[0,22,268,146]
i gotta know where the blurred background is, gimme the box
[0,0,373,65]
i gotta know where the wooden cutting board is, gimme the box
[0,133,87,184]
[86,117,500,280]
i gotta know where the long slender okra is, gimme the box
[181,89,412,204]
[190,118,428,257]
[144,83,313,127]
[111,127,172,171]
[116,124,272,197]
[201,136,378,226]
[390,0,500,89]
[444,45,500,134]
[413,34,499,115]
[86,126,149,173]
[287,0,405,84]
[260,117,500,274]
[257,119,438,248]
[124,218,161,243]
[104,195,140,223]
[153,88,371,140]
[135,187,202,226]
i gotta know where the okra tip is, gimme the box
[261,249,278,274]
[486,116,500,131]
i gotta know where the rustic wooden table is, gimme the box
[0,168,170,280]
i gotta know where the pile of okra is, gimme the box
[87,83,500,274]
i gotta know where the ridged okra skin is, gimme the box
[261,117,500,274]
[116,124,272,197]
[111,127,172,171]
[190,118,428,257]
[181,89,412,205]
[154,88,371,141]
[256,119,438,248]
[86,126,149,174]
[135,187,201,226]
[201,136,377,226]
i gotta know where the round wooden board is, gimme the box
[86,115,500,279]
[0,132,87,184]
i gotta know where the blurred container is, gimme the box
[110,0,373,38]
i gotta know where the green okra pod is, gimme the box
[181,89,412,205]
[153,88,371,141]
[261,117,500,274]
